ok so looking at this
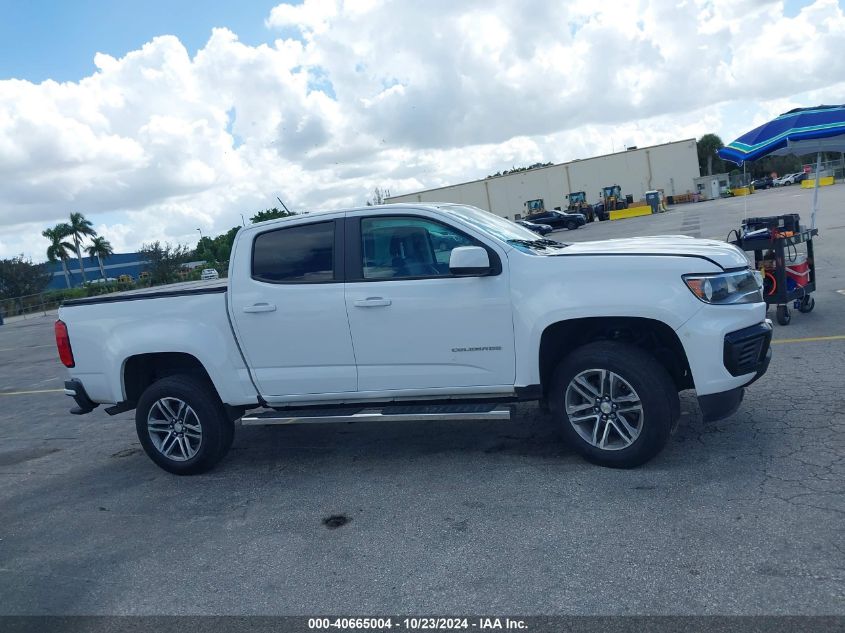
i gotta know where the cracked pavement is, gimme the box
[0,186,843,615]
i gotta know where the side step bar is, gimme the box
[241,403,511,426]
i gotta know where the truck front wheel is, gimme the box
[135,374,234,475]
[548,342,676,468]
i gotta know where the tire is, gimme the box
[548,341,676,468]
[776,304,791,325]
[135,374,234,475]
[798,295,815,313]
[566,220,578,231]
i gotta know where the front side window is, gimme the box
[361,217,474,279]
[252,221,334,283]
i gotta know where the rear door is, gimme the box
[229,218,357,398]
[344,213,515,393]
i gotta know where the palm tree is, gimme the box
[68,212,97,284]
[42,224,75,288]
[86,236,114,280]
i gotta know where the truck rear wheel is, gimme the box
[548,342,676,468]
[135,374,234,475]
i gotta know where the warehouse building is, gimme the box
[45,252,147,290]
[385,139,700,219]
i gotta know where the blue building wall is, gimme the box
[46,252,148,289]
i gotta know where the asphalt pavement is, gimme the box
[0,185,843,615]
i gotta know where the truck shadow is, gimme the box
[229,402,576,468]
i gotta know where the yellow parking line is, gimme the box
[0,388,65,396]
[772,335,845,345]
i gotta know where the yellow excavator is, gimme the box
[566,191,596,222]
[596,185,628,220]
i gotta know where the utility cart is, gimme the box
[732,227,818,325]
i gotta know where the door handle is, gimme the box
[242,302,277,313]
[353,297,392,307]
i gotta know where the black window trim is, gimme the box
[250,219,344,285]
[344,213,502,283]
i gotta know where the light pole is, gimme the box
[240,214,245,227]
[196,228,203,240]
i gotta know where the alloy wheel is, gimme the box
[147,397,203,461]
[564,369,644,450]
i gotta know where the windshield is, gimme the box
[437,204,542,240]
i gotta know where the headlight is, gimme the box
[683,269,763,304]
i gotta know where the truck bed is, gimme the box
[57,278,257,407]
[62,279,227,307]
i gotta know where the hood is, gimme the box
[558,235,749,270]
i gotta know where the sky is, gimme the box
[1,0,844,260]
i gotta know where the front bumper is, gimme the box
[723,321,773,378]
[698,387,745,422]
[697,322,772,422]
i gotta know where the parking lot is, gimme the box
[1,185,843,615]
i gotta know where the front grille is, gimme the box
[724,323,772,377]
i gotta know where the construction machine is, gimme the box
[566,191,596,222]
[594,185,628,220]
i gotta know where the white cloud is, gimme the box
[1,0,844,260]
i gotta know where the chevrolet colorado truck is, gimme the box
[56,203,772,474]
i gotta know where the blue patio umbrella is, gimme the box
[718,104,845,228]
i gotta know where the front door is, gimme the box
[344,214,515,393]
[229,218,357,398]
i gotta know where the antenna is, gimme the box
[276,196,291,214]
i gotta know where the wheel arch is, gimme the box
[122,352,218,408]
[538,316,693,397]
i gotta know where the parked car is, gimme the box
[58,203,771,474]
[751,176,773,190]
[777,172,807,186]
[86,277,117,285]
[516,219,553,235]
[524,209,587,230]
[200,268,220,280]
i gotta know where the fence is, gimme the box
[728,157,845,189]
[0,261,230,324]
[0,291,67,322]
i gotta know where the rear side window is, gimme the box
[252,221,335,283]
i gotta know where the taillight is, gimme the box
[55,320,75,368]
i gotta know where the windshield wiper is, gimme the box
[508,238,568,250]
[534,238,568,248]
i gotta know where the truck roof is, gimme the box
[247,203,456,230]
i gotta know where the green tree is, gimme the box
[68,212,97,284]
[697,134,725,176]
[138,241,191,285]
[250,207,295,223]
[86,236,114,280]
[366,187,391,206]
[42,224,75,288]
[0,256,52,299]
[195,227,240,265]
[487,162,554,178]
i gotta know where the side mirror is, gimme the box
[449,246,491,276]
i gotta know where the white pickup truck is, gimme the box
[56,203,772,474]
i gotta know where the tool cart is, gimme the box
[731,215,817,325]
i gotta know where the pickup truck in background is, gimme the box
[57,203,772,474]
